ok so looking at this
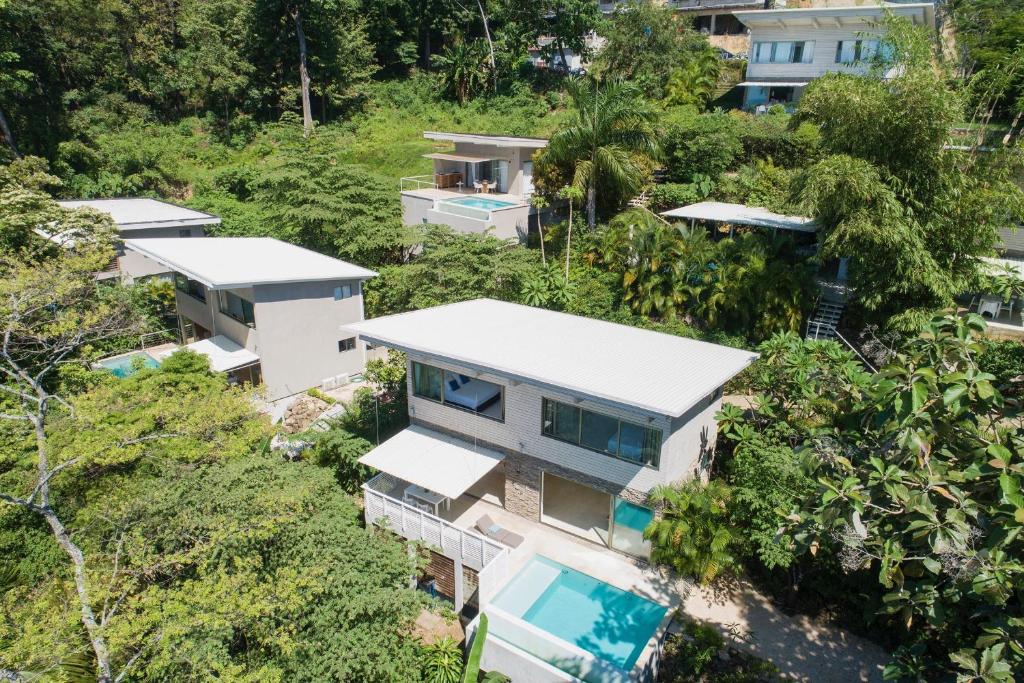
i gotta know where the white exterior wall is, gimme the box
[451,142,531,197]
[744,25,883,81]
[406,353,718,494]
[118,225,208,281]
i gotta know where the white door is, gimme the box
[522,160,534,198]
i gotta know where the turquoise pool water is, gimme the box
[447,196,516,210]
[492,555,667,671]
[96,351,160,378]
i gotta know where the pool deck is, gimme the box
[400,186,527,207]
[451,497,889,682]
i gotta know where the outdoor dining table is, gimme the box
[977,295,1005,319]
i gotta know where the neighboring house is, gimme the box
[733,2,936,109]
[124,237,377,401]
[55,198,221,281]
[400,132,547,241]
[527,33,606,73]
[600,0,761,53]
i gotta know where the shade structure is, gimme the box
[661,201,817,233]
[736,81,810,88]
[358,425,505,500]
[423,152,502,163]
[155,335,259,372]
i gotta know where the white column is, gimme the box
[453,557,465,612]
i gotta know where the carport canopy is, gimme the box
[358,424,505,500]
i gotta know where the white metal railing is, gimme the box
[806,321,877,373]
[400,175,437,192]
[363,473,507,573]
[434,200,491,222]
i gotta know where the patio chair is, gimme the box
[473,181,483,193]
[475,514,524,548]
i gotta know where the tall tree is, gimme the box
[544,78,658,229]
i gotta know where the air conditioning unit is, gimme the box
[335,373,351,387]
[321,377,337,391]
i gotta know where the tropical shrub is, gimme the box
[646,479,739,585]
[420,637,463,683]
[661,110,742,184]
[647,182,701,213]
[307,425,373,492]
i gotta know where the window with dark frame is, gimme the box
[174,273,207,302]
[338,337,356,352]
[217,290,256,327]
[541,397,662,468]
[411,361,504,421]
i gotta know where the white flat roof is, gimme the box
[57,198,221,230]
[424,131,548,149]
[123,237,377,289]
[737,81,810,88]
[661,201,817,233]
[734,3,935,28]
[345,299,758,418]
[424,152,502,163]
[359,425,505,499]
[154,335,259,372]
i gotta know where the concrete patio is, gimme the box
[444,496,888,682]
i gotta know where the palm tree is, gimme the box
[435,38,489,105]
[645,479,737,585]
[558,184,584,280]
[663,45,722,109]
[530,194,549,265]
[545,78,659,230]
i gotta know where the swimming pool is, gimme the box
[491,555,667,672]
[445,196,516,211]
[95,350,161,378]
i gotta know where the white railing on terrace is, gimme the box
[400,175,437,192]
[363,473,507,573]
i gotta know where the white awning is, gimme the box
[661,201,817,233]
[154,335,259,372]
[359,425,505,500]
[423,152,503,163]
[737,81,810,88]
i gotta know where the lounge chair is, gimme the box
[475,513,524,548]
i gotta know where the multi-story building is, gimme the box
[733,2,936,109]
[55,198,221,281]
[124,237,376,400]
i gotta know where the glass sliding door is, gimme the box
[609,498,654,560]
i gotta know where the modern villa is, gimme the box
[123,237,377,400]
[55,198,221,281]
[347,299,757,681]
[400,132,547,241]
[733,2,936,109]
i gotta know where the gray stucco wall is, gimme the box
[253,279,369,400]
[118,226,207,281]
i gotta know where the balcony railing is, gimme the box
[363,473,507,573]
[400,175,437,192]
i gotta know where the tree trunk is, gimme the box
[556,38,570,72]
[565,199,573,280]
[0,106,20,158]
[476,0,498,91]
[30,407,111,681]
[423,27,432,70]
[291,6,314,138]
[536,208,546,265]
[586,185,596,230]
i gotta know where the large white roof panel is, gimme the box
[57,198,220,230]
[124,237,377,289]
[346,299,757,418]
[662,201,817,233]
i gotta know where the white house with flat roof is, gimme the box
[400,132,548,241]
[56,198,221,281]
[347,299,755,680]
[733,2,936,109]
[125,237,376,400]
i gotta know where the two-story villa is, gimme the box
[125,237,377,400]
[733,2,936,109]
[400,132,547,241]
[56,198,221,281]
[348,300,756,681]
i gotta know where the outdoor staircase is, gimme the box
[805,299,845,341]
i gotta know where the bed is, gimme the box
[444,374,502,412]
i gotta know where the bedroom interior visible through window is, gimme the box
[411,361,504,421]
